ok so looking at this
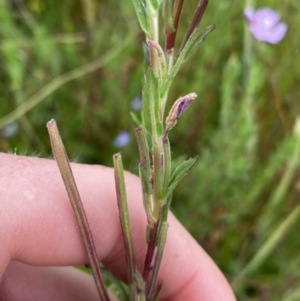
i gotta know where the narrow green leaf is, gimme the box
[160,195,172,224]
[100,265,129,301]
[183,24,216,60]
[113,153,135,288]
[139,157,157,224]
[161,156,198,200]
[130,111,142,127]
[135,127,152,182]
[148,0,164,11]
[142,69,154,133]
[162,135,171,188]
[163,0,175,33]
[156,195,172,251]
[179,0,209,53]
[135,127,158,224]
[131,0,150,36]
[160,24,216,98]
[142,68,163,136]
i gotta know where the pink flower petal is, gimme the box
[244,7,288,44]
[263,23,288,44]
[244,8,254,22]
[253,8,280,29]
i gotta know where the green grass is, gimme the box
[1,1,300,300]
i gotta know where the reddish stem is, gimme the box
[164,0,185,51]
[179,0,208,53]
[142,221,159,283]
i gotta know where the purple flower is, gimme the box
[113,131,130,147]
[244,8,288,44]
[177,97,191,119]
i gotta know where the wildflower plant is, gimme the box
[46,0,215,300]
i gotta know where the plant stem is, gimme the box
[164,0,185,51]
[142,219,160,283]
[146,1,160,76]
[179,0,208,53]
[146,222,168,298]
[47,119,110,301]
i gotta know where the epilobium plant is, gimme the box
[47,0,215,300]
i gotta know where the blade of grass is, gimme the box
[47,119,110,301]
[233,204,300,289]
[283,286,300,301]
[0,32,135,130]
[259,118,300,233]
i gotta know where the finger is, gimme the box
[0,154,236,300]
[0,262,118,301]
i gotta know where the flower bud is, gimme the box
[165,92,197,132]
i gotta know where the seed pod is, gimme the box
[165,92,197,132]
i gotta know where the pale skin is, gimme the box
[0,153,236,301]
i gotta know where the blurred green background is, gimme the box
[1,0,300,300]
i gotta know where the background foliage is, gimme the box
[1,0,300,300]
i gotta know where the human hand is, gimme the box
[0,153,236,301]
